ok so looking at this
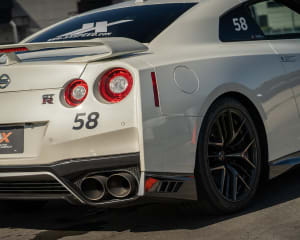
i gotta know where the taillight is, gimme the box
[64,79,88,107]
[99,68,133,103]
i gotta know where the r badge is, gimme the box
[42,94,54,104]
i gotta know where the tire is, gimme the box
[195,97,262,214]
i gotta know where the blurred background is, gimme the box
[0,0,125,44]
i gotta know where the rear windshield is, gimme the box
[29,3,196,43]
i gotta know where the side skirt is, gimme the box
[269,151,300,179]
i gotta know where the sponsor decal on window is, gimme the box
[48,20,133,41]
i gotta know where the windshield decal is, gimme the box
[48,19,133,42]
[29,3,197,43]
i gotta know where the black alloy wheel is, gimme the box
[196,97,262,214]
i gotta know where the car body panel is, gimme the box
[270,39,300,113]
[0,62,86,91]
[142,39,300,166]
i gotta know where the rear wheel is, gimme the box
[195,97,262,214]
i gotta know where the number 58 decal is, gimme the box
[233,17,248,31]
[73,112,100,130]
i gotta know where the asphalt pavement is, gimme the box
[1,167,300,240]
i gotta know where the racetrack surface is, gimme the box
[0,167,300,240]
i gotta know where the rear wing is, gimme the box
[0,38,148,65]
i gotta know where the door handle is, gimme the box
[281,55,297,63]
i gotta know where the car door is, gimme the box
[248,0,300,152]
[249,1,300,107]
[273,38,300,113]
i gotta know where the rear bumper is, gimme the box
[0,153,141,206]
[0,152,199,206]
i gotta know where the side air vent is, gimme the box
[157,181,183,193]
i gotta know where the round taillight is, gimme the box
[64,79,88,107]
[99,68,133,103]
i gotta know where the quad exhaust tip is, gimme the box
[106,173,137,199]
[80,176,107,201]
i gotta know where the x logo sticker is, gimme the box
[0,132,12,143]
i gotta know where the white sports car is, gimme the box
[0,0,299,214]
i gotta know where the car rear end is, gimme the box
[0,0,198,207]
[0,53,147,205]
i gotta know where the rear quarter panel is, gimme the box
[139,40,300,173]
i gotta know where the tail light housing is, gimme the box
[99,68,133,103]
[64,79,88,107]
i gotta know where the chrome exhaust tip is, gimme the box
[106,173,137,199]
[80,176,107,201]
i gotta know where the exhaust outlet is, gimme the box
[106,173,137,198]
[80,176,107,201]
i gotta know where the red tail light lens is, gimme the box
[64,79,88,107]
[99,68,133,103]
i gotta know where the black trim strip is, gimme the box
[269,151,300,178]
[0,153,140,177]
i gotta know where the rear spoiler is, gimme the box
[0,37,148,65]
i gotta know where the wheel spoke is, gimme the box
[210,165,225,171]
[236,119,246,138]
[225,153,242,158]
[216,118,225,146]
[238,175,251,191]
[231,162,251,178]
[225,152,256,169]
[208,154,219,158]
[220,168,226,193]
[209,141,224,147]
[228,111,235,142]
[232,175,238,201]
[225,173,230,198]
[220,115,228,142]
[242,155,256,169]
[210,165,226,193]
[230,131,248,150]
[243,139,255,155]
[228,118,246,145]
[227,165,238,200]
